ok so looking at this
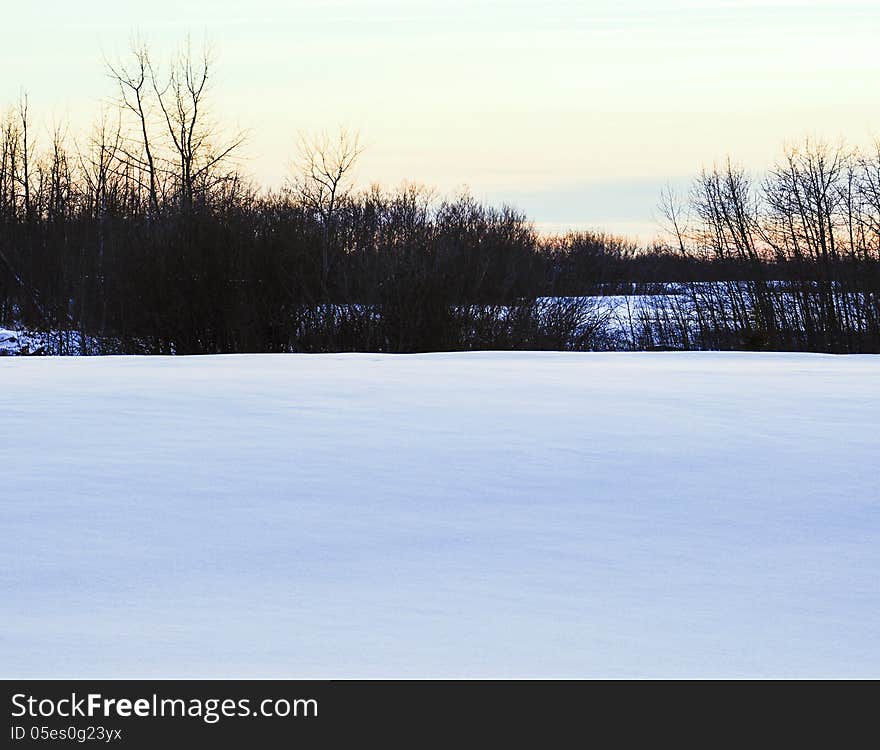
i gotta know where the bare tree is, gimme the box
[148,39,246,211]
[107,38,245,214]
[107,42,160,214]
[291,127,363,284]
[77,110,123,220]
[659,184,690,256]
[18,93,32,221]
[0,107,20,219]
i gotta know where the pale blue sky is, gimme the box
[2,0,878,237]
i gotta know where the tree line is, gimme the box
[1,42,878,354]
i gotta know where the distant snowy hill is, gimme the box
[2,352,878,677]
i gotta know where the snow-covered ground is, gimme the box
[2,352,878,677]
[0,328,95,356]
[0,328,41,356]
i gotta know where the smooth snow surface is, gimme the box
[2,352,878,677]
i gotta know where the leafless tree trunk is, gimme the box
[107,44,160,214]
[17,93,31,221]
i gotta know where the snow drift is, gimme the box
[1,352,878,677]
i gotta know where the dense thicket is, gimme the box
[1,48,878,354]
[650,146,880,352]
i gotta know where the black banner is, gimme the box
[2,680,874,747]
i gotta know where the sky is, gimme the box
[2,0,879,239]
